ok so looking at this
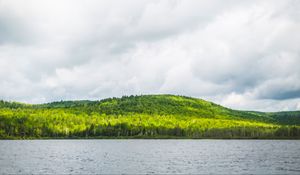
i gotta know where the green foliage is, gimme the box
[266,111,300,125]
[0,95,299,139]
[0,100,30,109]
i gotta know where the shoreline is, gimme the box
[1,136,300,140]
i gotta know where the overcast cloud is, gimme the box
[0,0,300,111]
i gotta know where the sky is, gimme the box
[0,0,300,111]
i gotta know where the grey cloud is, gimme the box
[0,12,28,44]
[268,90,300,100]
[251,75,300,100]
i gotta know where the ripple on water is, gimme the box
[0,140,300,174]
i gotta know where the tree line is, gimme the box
[1,108,299,139]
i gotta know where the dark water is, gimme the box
[0,140,299,174]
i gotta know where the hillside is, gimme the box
[0,94,300,139]
[33,94,300,125]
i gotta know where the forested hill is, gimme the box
[0,94,300,139]
[21,94,300,125]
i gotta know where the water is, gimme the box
[0,140,299,174]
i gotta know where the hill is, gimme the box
[0,94,299,139]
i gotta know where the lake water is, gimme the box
[0,140,299,174]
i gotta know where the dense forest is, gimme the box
[0,94,300,139]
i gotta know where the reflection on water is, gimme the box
[0,140,300,174]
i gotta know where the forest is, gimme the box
[0,94,300,139]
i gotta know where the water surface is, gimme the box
[0,140,299,174]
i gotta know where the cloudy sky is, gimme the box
[0,0,300,111]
